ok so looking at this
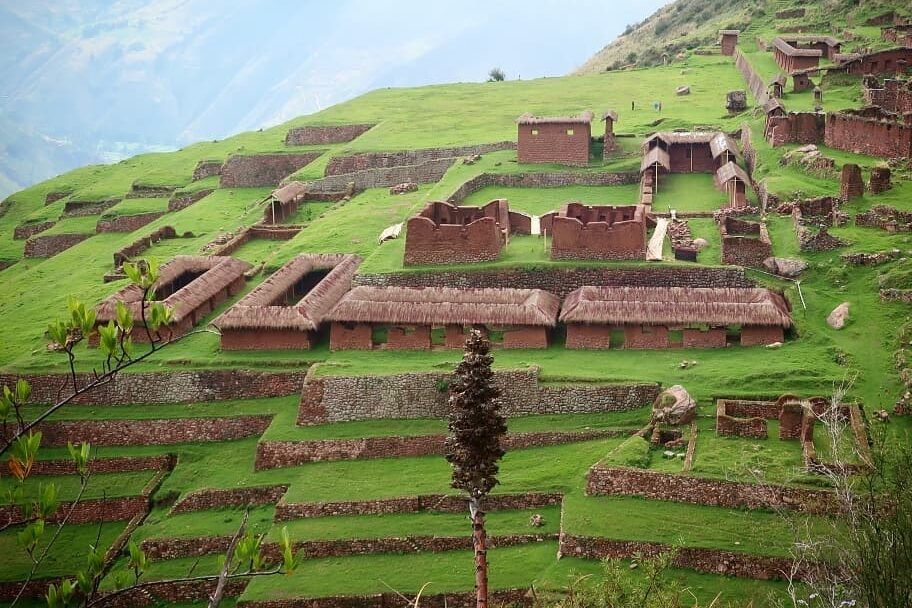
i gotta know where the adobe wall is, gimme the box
[721,34,738,56]
[565,324,612,349]
[221,328,315,351]
[824,112,912,158]
[219,152,325,188]
[325,142,514,175]
[560,535,797,581]
[255,429,626,469]
[0,369,307,405]
[274,492,563,520]
[2,415,272,447]
[286,124,375,145]
[845,48,912,75]
[329,322,373,350]
[304,158,456,193]
[517,123,591,166]
[386,325,432,349]
[586,465,836,513]
[720,220,772,268]
[668,144,716,173]
[96,212,166,233]
[171,485,289,514]
[683,328,727,348]
[550,216,646,260]
[354,266,755,299]
[741,326,784,345]
[168,188,213,211]
[623,325,670,349]
[14,220,55,240]
[734,49,770,106]
[448,171,639,203]
[503,326,548,348]
[716,399,769,438]
[24,233,89,258]
[191,160,223,181]
[403,216,503,265]
[766,113,826,146]
[297,366,659,424]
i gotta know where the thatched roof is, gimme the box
[214,254,360,331]
[272,181,308,204]
[773,37,823,57]
[516,111,594,125]
[327,286,560,327]
[601,110,619,122]
[640,146,670,173]
[719,29,740,35]
[560,286,791,327]
[763,97,786,115]
[708,133,740,160]
[97,256,251,324]
[715,161,750,185]
[770,74,787,86]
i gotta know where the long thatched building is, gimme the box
[326,286,560,350]
[94,255,251,342]
[560,286,791,349]
[214,254,361,350]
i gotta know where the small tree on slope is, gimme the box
[445,330,507,608]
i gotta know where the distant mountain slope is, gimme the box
[574,0,908,74]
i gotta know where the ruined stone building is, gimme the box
[516,111,593,166]
[720,30,740,56]
[548,203,647,261]
[559,286,791,349]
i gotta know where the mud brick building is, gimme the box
[720,217,772,267]
[720,30,740,56]
[550,203,647,261]
[772,36,841,72]
[216,254,360,350]
[560,286,791,349]
[516,111,593,166]
[404,199,527,266]
[837,48,912,76]
[95,256,251,342]
[326,286,560,350]
[864,77,912,114]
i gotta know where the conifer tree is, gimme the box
[445,330,507,608]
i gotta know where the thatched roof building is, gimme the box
[215,254,360,332]
[560,286,791,328]
[328,286,560,327]
[96,256,251,326]
[272,181,308,205]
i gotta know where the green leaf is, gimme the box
[15,378,31,403]
[123,262,142,285]
[115,301,134,333]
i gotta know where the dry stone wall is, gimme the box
[192,160,223,181]
[448,171,639,203]
[303,158,456,193]
[325,142,514,175]
[168,188,214,211]
[286,124,375,145]
[171,485,289,514]
[587,465,835,513]
[236,589,530,608]
[0,369,307,405]
[24,233,90,258]
[220,152,325,188]
[96,211,166,233]
[14,221,55,240]
[298,366,659,424]
[354,266,754,299]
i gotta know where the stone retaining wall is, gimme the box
[192,160,223,181]
[825,112,912,158]
[734,49,769,106]
[303,158,456,193]
[447,171,639,203]
[220,153,325,188]
[560,535,797,580]
[171,485,289,514]
[63,199,120,217]
[31,455,174,475]
[354,266,754,299]
[96,212,166,233]
[4,415,272,447]
[24,233,90,258]
[168,188,214,211]
[298,366,659,424]
[286,124,375,146]
[0,496,147,526]
[96,580,249,607]
[112,225,178,268]
[255,429,630,469]
[14,220,55,240]
[325,142,514,175]
[237,588,531,608]
[0,369,307,405]
[275,492,562,520]
[586,465,835,513]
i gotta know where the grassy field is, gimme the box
[463,184,641,215]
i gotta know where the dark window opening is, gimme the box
[269,269,332,306]
[154,270,206,299]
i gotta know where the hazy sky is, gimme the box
[0,0,668,195]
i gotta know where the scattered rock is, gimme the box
[462,154,482,165]
[389,182,418,195]
[874,409,890,423]
[529,513,544,527]
[693,238,709,251]
[763,257,808,278]
[662,450,676,459]
[827,302,851,329]
[676,85,691,96]
[651,384,697,426]
[765,342,783,349]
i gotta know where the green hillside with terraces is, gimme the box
[2,0,912,606]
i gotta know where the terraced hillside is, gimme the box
[2,0,912,606]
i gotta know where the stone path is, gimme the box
[646,217,668,261]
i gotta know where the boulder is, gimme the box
[726,90,748,113]
[693,237,709,251]
[676,85,691,96]
[651,385,697,426]
[763,257,808,278]
[827,302,850,329]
